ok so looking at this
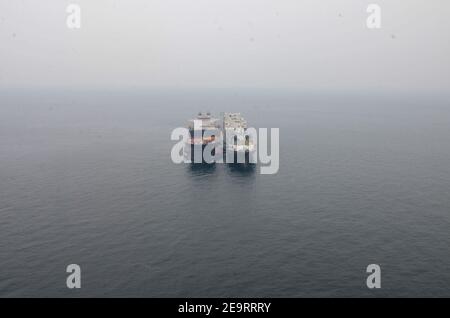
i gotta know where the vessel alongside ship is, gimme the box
[184,112,256,164]
[184,112,221,163]
[222,112,257,164]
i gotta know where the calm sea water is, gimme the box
[1,90,449,297]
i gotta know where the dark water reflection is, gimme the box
[187,163,217,176]
[226,163,256,176]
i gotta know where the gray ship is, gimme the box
[184,112,222,163]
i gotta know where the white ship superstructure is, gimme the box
[223,113,256,164]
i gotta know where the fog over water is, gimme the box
[1,1,449,93]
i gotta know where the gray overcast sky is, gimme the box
[1,0,449,93]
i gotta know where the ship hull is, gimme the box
[224,147,257,164]
[184,142,219,164]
